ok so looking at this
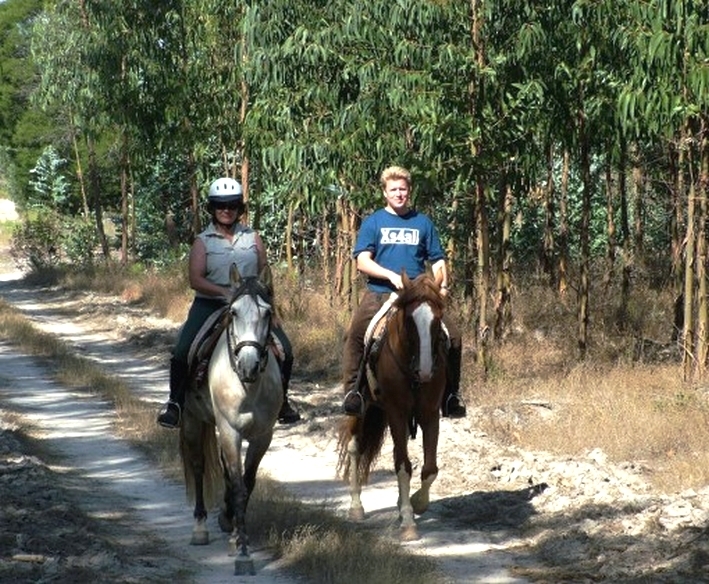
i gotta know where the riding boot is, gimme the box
[157,358,190,429]
[343,358,367,417]
[442,345,467,418]
[278,382,301,424]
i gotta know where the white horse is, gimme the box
[179,263,282,575]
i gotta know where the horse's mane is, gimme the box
[393,274,445,312]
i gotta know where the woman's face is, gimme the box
[211,201,242,225]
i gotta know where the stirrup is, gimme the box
[343,390,364,417]
[442,393,466,418]
[278,399,301,424]
[157,400,182,428]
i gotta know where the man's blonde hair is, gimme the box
[380,165,411,188]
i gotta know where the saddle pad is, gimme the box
[364,292,398,345]
[187,306,230,367]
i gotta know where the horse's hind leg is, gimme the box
[218,457,234,533]
[346,432,365,521]
[185,421,209,546]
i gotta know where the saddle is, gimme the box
[362,293,398,399]
[186,308,285,386]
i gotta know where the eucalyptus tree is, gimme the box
[31,4,93,219]
[243,0,479,302]
[0,0,47,203]
[31,1,114,258]
[619,0,709,377]
[79,0,180,263]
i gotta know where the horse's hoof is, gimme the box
[411,490,429,515]
[190,531,210,546]
[218,510,232,533]
[348,505,365,521]
[401,526,419,541]
[234,556,256,576]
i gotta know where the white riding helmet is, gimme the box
[208,177,243,203]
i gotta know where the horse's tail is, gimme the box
[336,406,387,484]
[179,419,223,509]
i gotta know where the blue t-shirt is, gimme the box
[353,208,445,293]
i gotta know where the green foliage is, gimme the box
[60,215,97,266]
[28,145,71,210]
[0,0,701,311]
[10,209,61,269]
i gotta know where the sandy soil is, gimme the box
[2,264,709,583]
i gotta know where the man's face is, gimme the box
[383,178,410,214]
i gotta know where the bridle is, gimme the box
[225,277,273,379]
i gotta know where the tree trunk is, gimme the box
[322,205,332,305]
[188,151,201,238]
[120,130,129,266]
[682,131,696,379]
[470,0,489,372]
[335,197,358,312]
[558,148,570,297]
[70,112,89,219]
[670,142,683,283]
[603,150,616,294]
[286,201,294,273]
[696,124,708,373]
[475,181,490,369]
[87,136,108,260]
[577,120,591,359]
[542,141,555,287]
[494,182,512,340]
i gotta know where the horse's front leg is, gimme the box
[216,424,255,576]
[410,413,440,516]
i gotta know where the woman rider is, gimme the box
[157,177,300,428]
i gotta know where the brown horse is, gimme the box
[337,271,448,540]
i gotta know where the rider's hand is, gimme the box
[390,273,404,290]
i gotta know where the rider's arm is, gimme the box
[254,231,268,272]
[188,238,230,300]
[431,258,449,297]
[356,251,404,290]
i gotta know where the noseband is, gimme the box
[225,277,273,379]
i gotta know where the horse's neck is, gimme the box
[387,308,408,352]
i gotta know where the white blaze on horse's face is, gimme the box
[411,303,435,382]
[230,293,272,383]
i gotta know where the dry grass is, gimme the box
[273,270,349,380]
[456,272,709,494]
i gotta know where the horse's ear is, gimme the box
[259,264,273,292]
[230,263,243,286]
[401,269,411,288]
